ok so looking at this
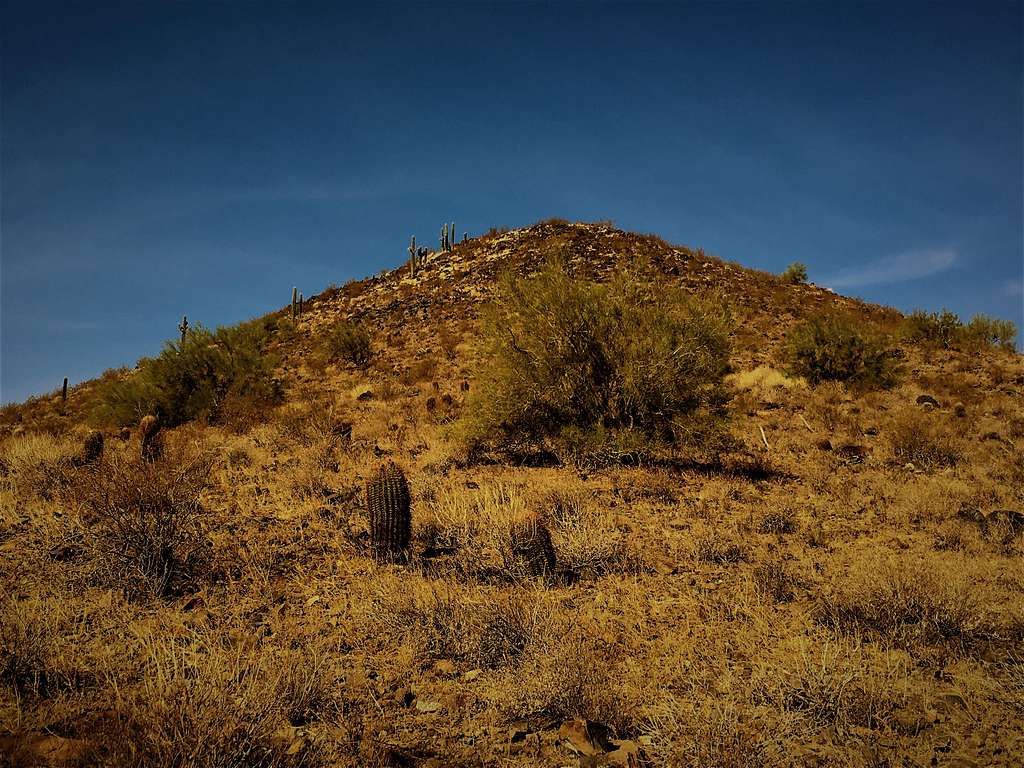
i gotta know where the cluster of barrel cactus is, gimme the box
[362,460,558,579]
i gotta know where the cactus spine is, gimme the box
[178,315,189,345]
[365,461,412,559]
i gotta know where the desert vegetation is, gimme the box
[1,219,1021,767]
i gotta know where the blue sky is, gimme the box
[2,1,1021,404]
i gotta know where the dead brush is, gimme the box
[753,561,797,603]
[0,431,79,506]
[275,644,339,726]
[889,410,961,470]
[758,508,796,534]
[93,636,316,768]
[642,697,766,768]
[694,529,747,565]
[485,627,628,733]
[72,447,213,600]
[754,637,908,728]
[816,555,1001,652]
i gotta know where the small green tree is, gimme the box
[456,260,733,464]
[787,313,898,389]
[958,314,1018,351]
[781,262,808,284]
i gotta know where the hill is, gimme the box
[1,219,1022,767]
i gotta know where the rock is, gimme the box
[815,438,833,451]
[559,719,613,756]
[356,390,374,401]
[434,660,456,675]
[953,402,966,417]
[415,698,441,713]
[916,394,940,408]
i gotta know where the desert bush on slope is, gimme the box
[319,318,372,368]
[903,309,1017,351]
[74,448,213,599]
[780,262,808,284]
[457,259,732,463]
[787,313,898,389]
[93,319,281,428]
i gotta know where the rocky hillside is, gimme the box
[1,219,1022,768]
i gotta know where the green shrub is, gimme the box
[903,309,961,348]
[787,314,898,389]
[903,309,1017,351]
[958,314,1017,351]
[94,319,281,428]
[456,260,733,464]
[321,319,372,368]
[781,262,808,284]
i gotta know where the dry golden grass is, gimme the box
[1,220,1022,767]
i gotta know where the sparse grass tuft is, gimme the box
[817,555,1003,652]
[889,410,961,470]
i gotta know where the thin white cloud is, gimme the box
[1004,279,1023,297]
[823,248,957,289]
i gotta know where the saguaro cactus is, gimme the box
[178,315,189,345]
[450,221,455,249]
[298,292,304,316]
[62,377,68,402]
[291,287,298,318]
[365,461,412,559]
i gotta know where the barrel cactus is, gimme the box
[508,517,556,578]
[365,461,412,559]
[80,430,105,464]
[139,414,162,463]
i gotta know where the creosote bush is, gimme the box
[787,313,898,389]
[904,309,1017,351]
[320,318,372,368]
[93,319,282,429]
[456,259,732,464]
[781,262,808,284]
